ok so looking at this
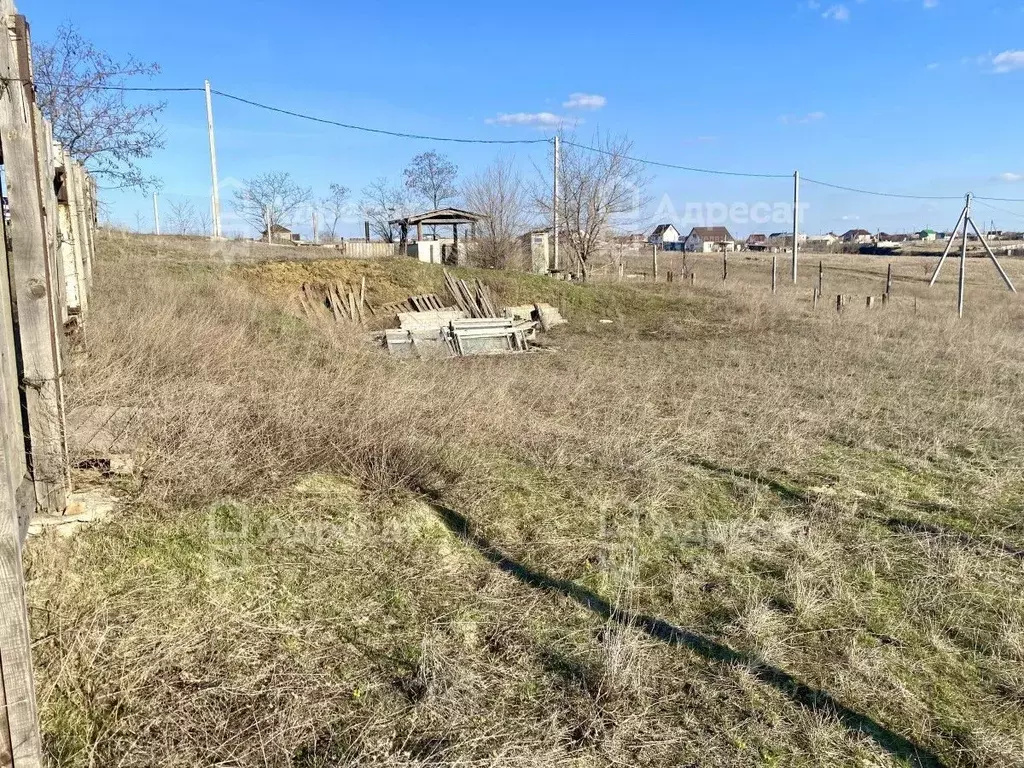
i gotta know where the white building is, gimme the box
[684,227,737,253]
[648,224,681,246]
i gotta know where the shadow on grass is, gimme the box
[684,456,811,505]
[428,499,946,768]
[884,517,1024,560]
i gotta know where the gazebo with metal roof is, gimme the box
[389,207,487,259]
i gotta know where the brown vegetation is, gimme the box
[26,231,1024,767]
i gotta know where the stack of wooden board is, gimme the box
[299,279,374,324]
[443,269,501,319]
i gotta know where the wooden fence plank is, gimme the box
[0,8,44,764]
[0,14,67,512]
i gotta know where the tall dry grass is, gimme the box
[26,232,1024,767]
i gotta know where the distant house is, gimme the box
[685,226,736,253]
[918,229,937,242]
[842,229,872,244]
[649,224,681,246]
[262,224,301,244]
[806,233,838,250]
[875,234,905,249]
[746,233,769,251]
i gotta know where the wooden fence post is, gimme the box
[0,5,44,765]
[886,263,893,296]
[722,252,728,281]
[771,255,777,294]
[0,12,68,513]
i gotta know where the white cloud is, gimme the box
[563,93,607,110]
[923,0,938,8]
[991,50,1024,73]
[926,62,940,70]
[997,172,1024,183]
[779,111,826,125]
[485,112,574,128]
[822,4,850,21]
[841,215,860,221]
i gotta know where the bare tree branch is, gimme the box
[463,155,532,269]
[33,23,166,191]
[403,151,459,211]
[535,131,651,281]
[359,178,410,243]
[320,183,351,242]
[232,172,312,240]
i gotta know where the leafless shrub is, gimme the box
[462,155,531,270]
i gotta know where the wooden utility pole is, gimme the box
[204,80,222,238]
[792,170,800,283]
[552,134,560,272]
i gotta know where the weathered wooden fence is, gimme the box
[1,0,98,763]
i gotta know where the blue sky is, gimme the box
[20,0,1024,237]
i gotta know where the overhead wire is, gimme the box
[26,79,1023,204]
[560,139,789,179]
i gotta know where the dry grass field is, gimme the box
[24,231,1024,767]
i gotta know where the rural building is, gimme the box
[806,233,838,248]
[649,224,681,246]
[918,229,937,242]
[262,224,301,244]
[746,234,769,251]
[391,207,485,267]
[684,227,736,253]
[522,229,551,274]
[842,229,873,244]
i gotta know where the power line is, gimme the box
[211,89,550,146]
[25,79,204,93]
[802,176,962,201]
[975,195,1024,204]
[974,198,1024,223]
[561,139,789,179]
[25,77,1024,204]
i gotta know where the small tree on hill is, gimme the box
[359,177,409,243]
[535,131,650,281]
[404,151,459,211]
[463,156,531,269]
[232,172,312,240]
[320,183,351,242]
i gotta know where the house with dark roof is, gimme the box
[746,233,769,251]
[842,228,872,244]
[648,224,681,246]
[684,226,736,253]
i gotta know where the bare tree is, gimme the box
[463,156,531,269]
[536,131,650,281]
[404,151,459,211]
[232,172,312,240]
[359,177,409,243]
[320,183,351,242]
[33,24,166,191]
[166,199,199,235]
